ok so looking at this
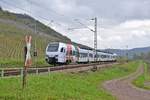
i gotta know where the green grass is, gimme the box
[0,61,140,100]
[133,62,150,90]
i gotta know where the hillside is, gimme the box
[0,8,100,67]
[0,8,72,67]
[104,46,150,59]
[0,8,71,42]
[1,8,150,67]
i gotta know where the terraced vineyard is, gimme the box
[0,23,50,67]
[0,9,71,68]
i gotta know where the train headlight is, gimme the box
[55,55,58,58]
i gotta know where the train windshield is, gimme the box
[47,43,59,52]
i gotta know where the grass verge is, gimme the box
[0,61,140,100]
[133,62,150,90]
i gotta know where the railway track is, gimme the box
[0,62,117,77]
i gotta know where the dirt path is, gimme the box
[103,65,150,100]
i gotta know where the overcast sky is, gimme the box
[1,0,150,49]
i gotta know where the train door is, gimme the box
[72,45,79,63]
[66,44,72,63]
[59,47,66,63]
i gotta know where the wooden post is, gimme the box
[36,68,38,75]
[48,67,50,73]
[22,35,32,89]
[22,67,27,88]
[22,46,27,89]
[1,69,4,77]
[20,68,23,76]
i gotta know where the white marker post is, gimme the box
[23,35,32,89]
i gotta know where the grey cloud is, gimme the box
[1,0,150,49]
[76,0,150,21]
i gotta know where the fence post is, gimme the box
[20,68,23,76]
[36,68,38,75]
[48,67,50,73]
[1,69,4,77]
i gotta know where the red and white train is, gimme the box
[45,42,117,64]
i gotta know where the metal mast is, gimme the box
[94,17,97,61]
[68,17,98,62]
[92,17,97,62]
[68,17,98,71]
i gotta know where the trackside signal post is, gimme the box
[23,35,32,89]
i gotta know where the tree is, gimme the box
[144,52,150,60]
[0,6,2,11]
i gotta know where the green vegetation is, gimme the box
[133,51,150,62]
[0,61,140,100]
[0,22,49,67]
[0,9,71,68]
[133,62,150,90]
[116,57,128,63]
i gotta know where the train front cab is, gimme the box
[45,42,66,65]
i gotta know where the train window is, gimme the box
[85,54,87,57]
[47,43,59,52]
[89,53,93,57]
[95,54,97,58]
[70,50,72,55]
[60,48,63,52]
[63,48,65,53]
[79,53,82,58]
[80,53,82,58]
[77,51,79,57]
[80,53,88,58]
[101,55,106,58]
[95,54,99,58]
[73,51,76,55]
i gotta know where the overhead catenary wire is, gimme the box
[25,0,85,24]
[26,0,66,17]
[0,0,98,35]
[1,0,90,28]
[0,0,100,34]
[0,0,72,32]
[0,0,52,22]
[73,19,95,32]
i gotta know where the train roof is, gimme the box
[48,42,116,55]
[96,50,114,54]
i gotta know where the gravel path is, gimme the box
[103,65,150,100]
